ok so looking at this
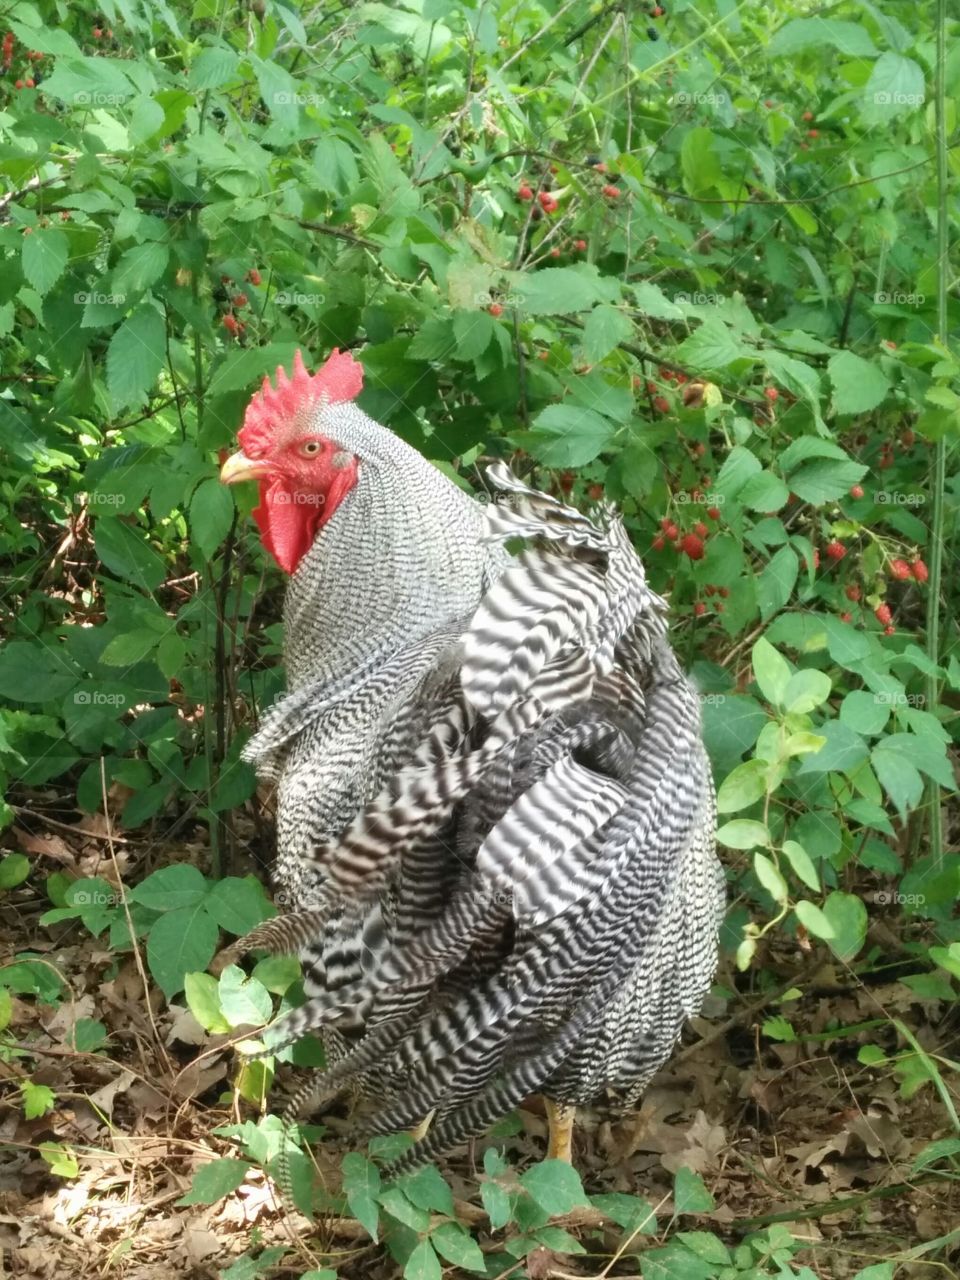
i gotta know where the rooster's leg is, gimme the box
[544,1097,575,1163]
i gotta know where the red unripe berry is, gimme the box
[849,484,864,499]
[574,239,587,251]
[802,110,814,121]
[764,386,779,402]
[715,602,725,613]
[694,521,708,538]
[222,313,238,333]
[825,541,846,561]
[538,190,552,206]
[653,395,670,413]
[845,584,861,602]
[558,471,574,493]
[884,623,895,636]
[488,302,503,317]
[518,185,533,201]
[901,429,915,447]
[593,161,607,173]
[764,99,774,108]
[14,78,22,88]
[882,340,897,350]
[652,4,664,14]
[660,517,673,532]
[680,533,705,560]
[232,292,248,307]
[549,247,561,258]
[587,483,604,500]
[246,268,262,285]
[911,558,929,583]
[889,559,911,581]
[718,586,730,598]
[693,601,707,616]
[807,129,819,138]
[652,535,666,551]
[799,142,809,151]
[675,372,688,385]
[92,26,102,37]
[707,506,721,521]
[875,603,892,625]
[602,184,621,198]
[665,522,679,541]
[537,350,549,360]
[840,611,852,623]
[646,381,658,394]
[24,77,33,87]
[693,442,706,458]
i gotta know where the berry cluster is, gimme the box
[218,268,262,340]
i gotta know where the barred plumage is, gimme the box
[222,350,723,1168]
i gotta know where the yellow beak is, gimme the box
[219,450,272,485]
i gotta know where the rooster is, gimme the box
[221,348,723,1167]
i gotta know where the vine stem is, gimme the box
[925,0,949,865]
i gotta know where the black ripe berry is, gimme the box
[646,26,659,40]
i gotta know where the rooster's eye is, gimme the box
[300,440,322,457]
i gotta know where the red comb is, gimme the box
[238,349,363,457]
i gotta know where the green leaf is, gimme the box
[783,669,832,714]
[219,965,273,1027]
[0,853,31,890]
[146,905,219,998]
[130,864,208,911]
[184,972,230,1033]
[190,477,235,558]
[787,458,868,505]
[751,637,792,707]
[797,721,869,775]
[871,747,924,818]
[204,877,273,934]
[676,317,750,371]
[177,1157,250,1205]
[823,891,868,962]
[680,126,721,196]
[0,641,78,701]
[99,629,159,666]
[756,546,799,621]
[716,760,767,813]
[480,1178,511,1229]
[676,1231,730,1264]
[581,304,633,363]
[828,351,891,415]
[380,1186,431,1233]
[716,820,769,850]
[862,54,925,122]
[769,18,877,56]
[22,229,69,294]
[520,1160,588,1216]
[39,1142,79,1178]
[21,1081,56,1120]
[107,305,167,408]
[673,1167,715,1214]
[189,45,239,90]
[94,516,166,590]
[753,852,788,905]
[403,1239,441,1280]
[342,1152,380,1241]
[430,1218,483,1269]
[795,900,835,940]
[508,266,617,316]
[590,1193,656,1232]
[399,1165,455,1216]
[781,840,819,891]
[524,405,617,466]
[839,691,890,736]
[739,470,790,513]
[112,242,169,296]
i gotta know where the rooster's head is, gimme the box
[220,349,363,574]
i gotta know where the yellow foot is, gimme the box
[544,1097,575,1163]
[408,1109,435,1143]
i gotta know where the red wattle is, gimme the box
[252,459,359,575]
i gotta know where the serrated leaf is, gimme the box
[828,351,890,415]
[112,241,169,296]
[22,229,69,294]
[524,404,617,466]
[21,1081,56,1119]
[190,477,235,558]
[520,1160,587,1216]
[189,45,239,90]
[107,305,166,408]
[581,304,632,363]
